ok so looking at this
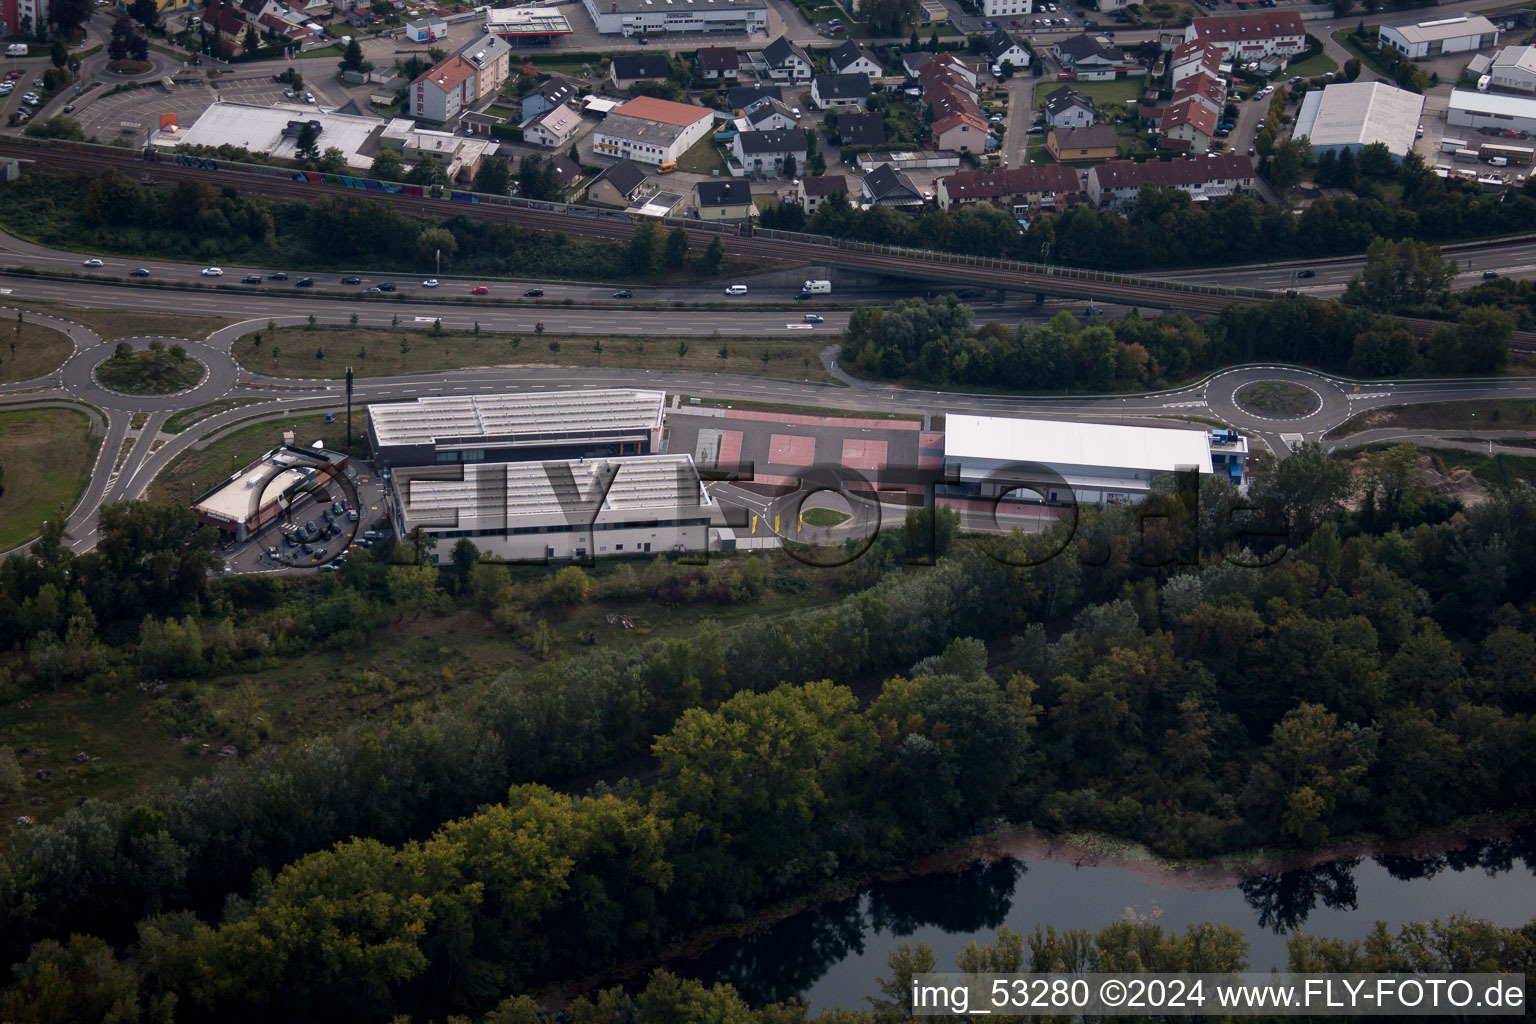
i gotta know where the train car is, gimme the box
[402,184,423,197]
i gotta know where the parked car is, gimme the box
[304,92,315,104]
[341,276,362,285]
[82,257,103,267]
[612,289,633,298]
[421,279,439,288]
[523,288,544,297]
[470,285,489,294]
[129,267,150,277]
[242,275,262,284]
[200,266,223,277]
[61,103,72,113]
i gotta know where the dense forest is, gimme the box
[838,294,1512,391]
[3,441,1536,1018]
[758,153,1536,272]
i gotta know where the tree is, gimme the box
[1252,442,1349,541]
[405,159,447,186]
[450,537,479,581]
[782,152,797,178]
[1267,137,1309,191]
[294,121,321,163]
[473,156,511,196]
[664,227,689,269]
[516,153,560,200]
[416,226,456,268]
[370,148,404,181]
[1456,305,1513,373]
[1343,56,1362,81]
[339,35,370,74]
[107,14,137,61]
[47,0,91,36]
[1348,236,1458,311]
[49,36,66,67]
[807,149,827,176]
[128,0,159,28]
[702,234,725,274]
[22,116,84,140]
[628,220,663,273]
[243,23,260,53]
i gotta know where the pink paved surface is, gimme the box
[718,430,743,467]
[918,453,945,469]
[769,433,816,466]
[726,409,921,431]
[919,432,945,449]
[841,438,889,471]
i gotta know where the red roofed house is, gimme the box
[933,110,990,152]
[1159,96,1217,151]
[1047,123,1120,161]
[1183,11,1306,63]
[1172,70,1226,117]
[201,2,247,42]
[936,165,1082,212]
[412,55,478,123]
[1170,38,1224,87]
[1087,154,1255,209]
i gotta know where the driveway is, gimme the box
[1002,73,1035,167]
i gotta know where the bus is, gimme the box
[656,162,677,173]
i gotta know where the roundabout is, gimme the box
[1233,380,1323,420]
[1203,367,1355,437]
[61,334,240,411]
[92,338,208,397]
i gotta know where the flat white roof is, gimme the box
[396,454,712,529]
[485,6,572,31]
[194,449,316,521]
[1383,14,1495,44]
[1292,81,1424,156]
[944,414,1213,475]
[1450,87,1536,118]
[369,389,665,447]
[166,101,385,170]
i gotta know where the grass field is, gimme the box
[1281,50,1338,81]
[802,507,850,526]
[676,133,727,175]
[1235,380,1320,418]
[1062,77,1147,116]
[34,306,236,341]
[147,412,351,506]
[96,345,203,395]
[0,320,73,384]
[0,407,98,551]
[1326,398,1536,438]
[163,397,270,433]
[233,326,835,382]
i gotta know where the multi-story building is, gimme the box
[411,55,478,123]
[1048,123,1120,161]
[732,127,808,175]
[980,0,1031,20]
[1086,153,1255,209]
[762,36,813,81]
[582,0,766,36]
[935,164,1080,212]
[456,33,511,103]
[592,96,715,165]
[829,40,883,78]
[1183,11,1306,63]
[1043,85,1095,128]
[810,72,871,110]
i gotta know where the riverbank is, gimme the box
[544,812,1536,1007]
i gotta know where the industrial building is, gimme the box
[366,390,666,470]
[191,444,351,541]
[581,0,767,37]
[1490,45,1536,94]
[1292,81,1425,161]
[592,96,716,166]
[390,455,720,562]
[941,415,1226,505]
[484,6,574,40]
[1448,88,1536,136]
[1379,15,1497,60]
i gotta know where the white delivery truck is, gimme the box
[799,279,832,296]
[5,43,27,57]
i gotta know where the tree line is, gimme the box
[4,463,1536,1016]
[839,293,1512,391]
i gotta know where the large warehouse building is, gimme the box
[1292,81,1424,160]
[941,415,1226,505]
[367,390,665,470]
[391,455,720,562]
[1448,87,1536,135]
[592,96,717,166]
[1380,15,1497,59]
[581,0,767,36]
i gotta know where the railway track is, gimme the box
[4,140,1535,350]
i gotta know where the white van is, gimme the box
[5,43,27,57]
[724,284,748,295]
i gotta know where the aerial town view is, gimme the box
[0,0,1535,1014]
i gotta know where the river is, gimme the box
[673,830,1536,1012]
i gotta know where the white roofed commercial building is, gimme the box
[191,444,351,541]
[942,414,1216,505]
[390,455,721,562]
[367,389,666,469]
[581,0,767,36]
[592,96,715,166]
[1380,15,1497,59]
[1292,81,1424,160]
[485,6,574,39]
[1448,87,1536,135]
[1490,45,1536,93]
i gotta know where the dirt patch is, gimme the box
[1344,451,1489,509]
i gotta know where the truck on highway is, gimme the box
[799,279,831,296]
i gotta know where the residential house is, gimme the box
[1086,153,1256,209]
[1043,85,1095,128]
[727,83,782,111]
[904,51,978,88]
[545,154,584,189]
[1053,35,1128,78]
[837,109,885,146]
[763,36,813,82]
[521,76,579,125]
[411,55,478,123]
[740,97,799,131]
[1159,96,1216,151]
[733,127,808,176]
[936,164,1080,212]
[1171,70,1225,117]
[829,40,883,78]
[811,73,871,110]
[796,174,848,211]
[697,178,755,220]
[238,0,284,25]
[933,110,990,152]
[986,29,1032,71]
[524,102,582,148]
[201,2,247,43]
[696,46,740,80]
[457,34,512,104]
[861,163,925,208]
[610,53,674,91]
[1170,38,1224,88]
[1183,11,1307,63]
[585,159,649,206]
[1047,123,1119,161]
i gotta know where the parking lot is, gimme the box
[219,458,393,576]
